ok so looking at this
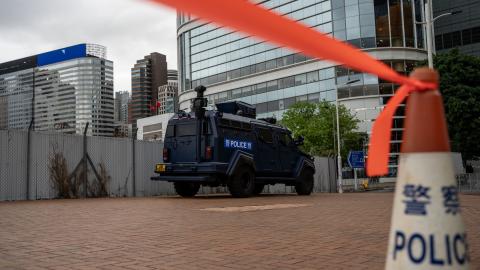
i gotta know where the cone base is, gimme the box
[386,152,469,269]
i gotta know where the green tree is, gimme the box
[281,101,365,161]
[419,49,480,160]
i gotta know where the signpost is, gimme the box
[348,151,365,190]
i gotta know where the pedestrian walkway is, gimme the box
[0,193,478,269]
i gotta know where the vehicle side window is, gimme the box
[218,118,252,131]
[257,127,273,144]
[219,118,230,127]
[242,122,252,130]
[278,132,292,146]
[231,120,242,129]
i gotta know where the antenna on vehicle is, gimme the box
[193,85,208,162]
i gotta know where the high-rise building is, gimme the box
[433,0,480,56]
[177,0,428,176]
[158,69,178,114]
[167,69,178,81]
[113,91,131,137]
[131,53,168,126]
[0,43,114,136]
[114,91,130,123]
[0,56,35,130]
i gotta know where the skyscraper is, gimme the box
[114,91,130,124]
[157,69,178,114]
[130,53,168,126]
[113,91,131,137]
[0,43,114,136]
[177,0,428,176]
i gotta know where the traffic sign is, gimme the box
[348,151,365,168]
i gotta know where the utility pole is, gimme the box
[335,78,361,193]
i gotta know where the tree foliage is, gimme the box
[281,101,365,160]
[419,50,480,160]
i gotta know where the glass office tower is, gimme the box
[433,0,480,56]
[0,44,114,136]
[177,0,428,175]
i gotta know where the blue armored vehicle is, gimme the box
[151,86,315,198]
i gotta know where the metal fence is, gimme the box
[0,129,337,201]
[0,129,175,201]
[457,173,480,193]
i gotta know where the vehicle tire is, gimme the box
[174,182,200,197]
[295,169,314,195]
[253,184,265,195]
[228,165,255,198]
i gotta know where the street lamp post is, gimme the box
[335,97,342,193]
[335,78,361,194]
[416,1,462,68]
[425,1,434,68]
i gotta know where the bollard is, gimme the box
[385,68,470,269]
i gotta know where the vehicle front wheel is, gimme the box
[228,165,255,198]
[295,169,314,195]
[174,182,200,197]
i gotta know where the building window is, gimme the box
[389,0,404,47]
[403,0,415,47]
[435,26,480,50]
[266,80,278,92]
[414,0,424,48]
[374,0,391,47]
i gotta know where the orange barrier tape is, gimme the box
[150,0,437,176]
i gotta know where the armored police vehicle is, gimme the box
[151,86,315,198]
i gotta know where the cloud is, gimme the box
[0,0,177,92]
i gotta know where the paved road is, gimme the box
[0,193,478,269]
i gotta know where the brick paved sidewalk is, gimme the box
[0,193,478,269]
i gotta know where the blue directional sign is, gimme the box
[348,151,365,168]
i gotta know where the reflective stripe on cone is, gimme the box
[385,68,470,269]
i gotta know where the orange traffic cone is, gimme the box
[385,68,470,269]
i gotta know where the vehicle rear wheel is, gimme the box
[295,169,314,195]
[228,165,255,198]
[253,184,265,195]
[174,182,200,197]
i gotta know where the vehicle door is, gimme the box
[255,126,280,175]
[170,120,197,162]
[278,131,297,176]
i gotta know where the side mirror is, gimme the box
[294,136,304,146]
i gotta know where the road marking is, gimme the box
[200,203,311,212]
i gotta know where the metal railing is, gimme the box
[457,173,480,193]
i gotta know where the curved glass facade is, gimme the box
[0,68,34,129]
[0,44,114,137]
[177,0,427,175]
[35,58,114,136]
[178,0,425,93]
